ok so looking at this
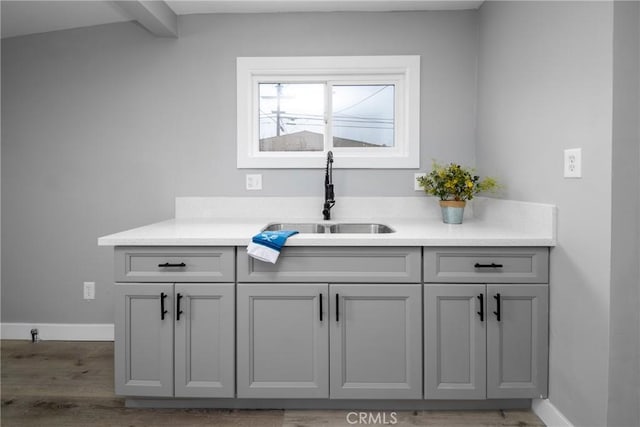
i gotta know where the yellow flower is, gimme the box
[466,180,474,188]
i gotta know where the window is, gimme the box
[237,56,420,168]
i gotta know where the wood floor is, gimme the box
[1,340,545,426]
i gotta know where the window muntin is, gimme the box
[237,56,420,168]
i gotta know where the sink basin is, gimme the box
[328,223,395,234]
[262,222,395,234]
[262,223,327,233]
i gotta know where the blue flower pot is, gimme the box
[439,200,466,224]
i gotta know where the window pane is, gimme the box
[259,83,325,152]
[332,85,394,148]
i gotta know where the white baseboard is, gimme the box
[1,323,114,341]
[532,398,573,427]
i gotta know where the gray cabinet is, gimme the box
[424,285,486,399]
[486,284,548,399]
[236,283,422,400]
[330,284,422,399]
[423,247,548,283]
[110,244,550,404]
[174,283,235,398]
[238,246,421,283]
[236,283,328,398]
[423,247,549,400]
[114,283,174,397]
[115,283,234,398]
[115,247,235,283]
[424,284,548,399]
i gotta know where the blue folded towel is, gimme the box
[246,230,299,264]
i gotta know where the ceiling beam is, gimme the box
[114,1,178,38]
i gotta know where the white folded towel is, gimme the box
[246,230,299,264]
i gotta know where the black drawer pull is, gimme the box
[477,294,484,322]
[336,293,340,322]
[319,294,323,322]
[160,292,168,320]
[158,262,186,268]
[474,262,503,269]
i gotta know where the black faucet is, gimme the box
[322,151,335,220]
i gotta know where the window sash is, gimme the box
[255,79,401,155]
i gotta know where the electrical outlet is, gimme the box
[564,148,582,178]
[83,282,95,300]
[414,173,425,191]
[246,174,262,190]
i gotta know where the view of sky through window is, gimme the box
[332,84,394,148]
[258,83,394,152]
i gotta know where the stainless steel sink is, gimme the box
[328,223,395,234]
[262,223,327,233]
[262,222,395,234]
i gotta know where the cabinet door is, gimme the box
[237,283,329,398]
[174,283,235,398]
[424,284,486,399]
[330,284,422,399]
[114,283,174,397]
[487,284,549,398]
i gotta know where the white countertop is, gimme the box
[98,197,557,247]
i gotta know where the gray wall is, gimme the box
[1,11,479,324]
[609,2,640,426]
[477,1,639,426]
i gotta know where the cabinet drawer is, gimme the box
[238,246,421,283]
[115,247,235,282]
[423,247,548,283]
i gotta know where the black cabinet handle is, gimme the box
[176,293,183,321]
[160,292,168,320]
[474,262,503,269]
[336,293,340,322]
[493,293,501,321]
[477,294,484,322]
[319,294,323,322]
[158,262,186,268]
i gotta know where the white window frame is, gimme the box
[237,56,420,169]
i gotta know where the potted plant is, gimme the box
[417,161,499,224]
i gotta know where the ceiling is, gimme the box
[1,0,484,39]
